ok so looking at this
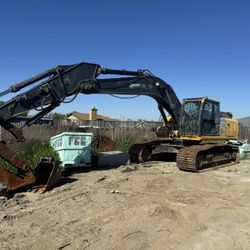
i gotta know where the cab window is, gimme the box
[201,101,220,135]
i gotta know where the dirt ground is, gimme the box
[1,160,250,250]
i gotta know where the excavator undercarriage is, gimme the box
[129,141,239,172]
[177,144,239,172]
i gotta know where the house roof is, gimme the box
[68,111,118,122]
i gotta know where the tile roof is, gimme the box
[68,112,118,122]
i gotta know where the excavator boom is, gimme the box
[0,62,181,128]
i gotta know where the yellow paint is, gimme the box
[220,117,238,139]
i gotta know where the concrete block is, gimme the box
[92,151,130,168]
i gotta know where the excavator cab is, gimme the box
[179,97,220,138]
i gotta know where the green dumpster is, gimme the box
[50,132,93,167]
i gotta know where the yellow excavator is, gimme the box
[176,97,239,171]
[0,62,239,193]
[129,96,239,171]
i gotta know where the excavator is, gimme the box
[0,61,239,194]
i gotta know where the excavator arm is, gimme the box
[0,61,181,194]
[0,62,181,133]
[0,63,100,139]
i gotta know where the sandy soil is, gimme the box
[1,160,250,250]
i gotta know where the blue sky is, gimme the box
[0,0,249,120]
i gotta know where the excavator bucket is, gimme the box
[0,158,62,195]
[0,142,37,194]
[0,164,36,191]
[33,157,62,192]
[0,142,61,195]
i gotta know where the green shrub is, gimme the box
[115,138,134,153]
[18,140,59,168]
[0,158,18,174]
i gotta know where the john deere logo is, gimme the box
[129,83,141,89]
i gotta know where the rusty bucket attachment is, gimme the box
[0,164,36,192]
[33,157,62,192]
[0,142,36,194]
[0,141,61,195]
[0,158,62,195]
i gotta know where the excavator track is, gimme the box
[129,143,153,163]
[176,144,239,172]
[129,140,182,163]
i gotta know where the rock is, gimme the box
[143,163,152,168]
[0,212,6,222]
[162,170,173,174]
[97,176,107,182]
[58,242,71,249]
[110,189,120,194]
[121,165,138,173]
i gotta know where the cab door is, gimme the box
[200,100,220,136]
